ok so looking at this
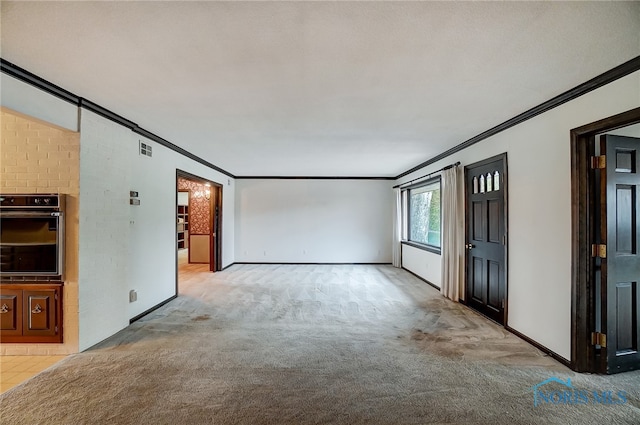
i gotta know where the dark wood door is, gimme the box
[600,135,640,373]
[465,155,507,324]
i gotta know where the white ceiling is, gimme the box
[1,1,639,177]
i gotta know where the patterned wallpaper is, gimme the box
[178,178,211,234]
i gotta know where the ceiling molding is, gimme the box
[395,55,640,180]
[4,54,639,182]
[0,58,235,179]
[0,58,79,105]
[235,176,394,180]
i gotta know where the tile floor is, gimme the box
[0,355,66,394]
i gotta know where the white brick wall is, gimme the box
[0,109,81,355]
[3,84,235,353]
[78,109,235,351]
[78,109,132,350]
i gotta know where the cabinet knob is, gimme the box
[31,304,42,314]
[0,304,8,313]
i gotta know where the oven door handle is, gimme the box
[0,211,61,218]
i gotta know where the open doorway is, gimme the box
[176,170,223,292]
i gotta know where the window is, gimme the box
[402,178,441,253]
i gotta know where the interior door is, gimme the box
[208,184,222,272]
[465,155,507,324]
[600,135,640,373]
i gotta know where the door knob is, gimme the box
[466,244,475,250]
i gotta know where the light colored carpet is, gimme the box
[1,264,639,424]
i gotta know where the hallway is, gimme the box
[1,265,638,424]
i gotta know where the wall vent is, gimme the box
[139,141,152,157]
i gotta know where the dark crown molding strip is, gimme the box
[234,262,392,265]
[134,127,235,178]
[80,98,137,130]
[1,58,80,105]
[396,55,640,180]
[235,176,394,180]
[1,57,235,179]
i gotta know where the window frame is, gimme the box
[401,176,442,255]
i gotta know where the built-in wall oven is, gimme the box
[0,194,65,280]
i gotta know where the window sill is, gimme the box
[401,241,441,255]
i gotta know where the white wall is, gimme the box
[0,74,78,131]
[235,179,392,263]
[397,70,640,360]
[402,244,441,287]
[78,110,235,351]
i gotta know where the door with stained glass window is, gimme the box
[465,154,507,324]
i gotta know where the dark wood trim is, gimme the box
[505,325,571,369]
[1,58,80,105]
[464,153,508,170]
[569,107,640,373]
[572,107,640,135]
[216,185,223,271]
[401,240,441,255]
[235,176,394,180]
[129,295,177,324]
[1,58,236,178]
[134,127,234,178]
[401,267,440,291]
[393,162,459,189]
[396,56,640,179]
[233,262,393,266]
[175,172,180,297]
[177,169,226,188]
[176,169,224,274]
[80,98,136,130]
[570,129,596,372]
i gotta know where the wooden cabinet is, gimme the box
[0,283,62,343]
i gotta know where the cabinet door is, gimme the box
[0,289,22,336]
[23,289,58,337]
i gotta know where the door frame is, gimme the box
[463,152,509,326]
[175,170,223,280]
[570,107,640,372]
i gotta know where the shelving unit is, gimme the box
[177,204,189,250]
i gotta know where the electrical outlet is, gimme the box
[129,290,137,303]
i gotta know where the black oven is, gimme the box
[0,194,65,279]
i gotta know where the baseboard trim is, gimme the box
[505,325,571,369]
[129,295,177,324]
[220,263,235,271]
[401,266,440,291]
[233,262,393,266]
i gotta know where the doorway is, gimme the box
[571,107,640,374]
[176,170,223,290]
[464,154,508,325]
